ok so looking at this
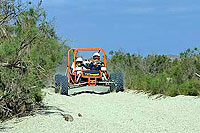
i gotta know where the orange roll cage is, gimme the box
[67,48,107,85]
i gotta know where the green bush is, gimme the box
[166,84,179,97]
[146,73,169,95]
[108,48,200,97]
[128,73,148,90]
[178,79,200,96]
[0,0,66,121]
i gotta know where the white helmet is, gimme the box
[93,52,100,57]
[76,57,83,62]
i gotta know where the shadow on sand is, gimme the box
[0,105,71,131]
[0,126,6,130]
[0,124,14,132]
[35,105,72,116]
[70,91,110,96]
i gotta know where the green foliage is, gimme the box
[0,0,67,120]
[178,79,200,96]
[127,71,147,90]
[146,73,169,95]
[108,48,200,97]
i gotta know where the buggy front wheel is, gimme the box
[60,75,69,95]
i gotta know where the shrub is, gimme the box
[178,79,200,96]
[108,48,200,97]
[0,0,66,121]
[166,84,179,97]
[146,73,169,95]
[128,73,148,90]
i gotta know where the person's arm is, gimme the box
[101,62,104,66]
[97,65,101,71]
[96,62,104,66]
[82,64,90,69]
[89,62,94,68]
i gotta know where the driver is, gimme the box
[89,52,104,71]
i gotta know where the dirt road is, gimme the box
[1,88,200,133]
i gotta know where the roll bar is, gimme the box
[67,48,107,75]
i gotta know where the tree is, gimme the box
[0,0,67,120]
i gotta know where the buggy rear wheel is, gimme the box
[116,73,124,92]
[109,73,116,92]
[55,74,62,93]
[60,75,69,95]
[110,73,124,92]
[109,83,115,92]
[55,74,69,95]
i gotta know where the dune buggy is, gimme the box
[55,48,124,95]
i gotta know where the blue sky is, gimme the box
[39,0,200,55]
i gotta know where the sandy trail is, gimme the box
[1,88,200,133]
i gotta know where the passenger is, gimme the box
[71,57,87,73]
[89,52,104,71]
[71,57,89,83]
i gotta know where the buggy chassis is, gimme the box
[55,48,124,95]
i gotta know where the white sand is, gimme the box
[1,89,200,133]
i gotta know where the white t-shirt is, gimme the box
[71,63,86,73]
